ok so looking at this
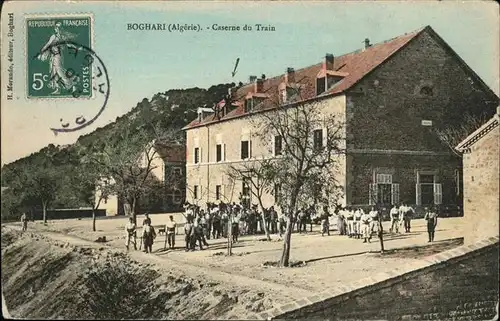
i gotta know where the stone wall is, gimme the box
[462,122,499,245]
[249,237,499,321]
[346,28,498,152]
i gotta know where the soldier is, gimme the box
[424,206,438,242]
[336,207,345,235]
[345,207,354,237]
[403,203,415,233]
[211,206,221,239]
[184,218,194,251]
[125,217,137,251]
[368,206,379,238]
[360,210,372,243]
[20,213,28,232]
[142,213,151,226]
[142,220,156,254]
[165,215,177,249]
[389,204,400,234]
[231,205,241,243]
[353,208,363,239]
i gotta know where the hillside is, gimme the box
[1,83,235,219]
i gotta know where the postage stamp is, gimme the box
[26,14,94,99]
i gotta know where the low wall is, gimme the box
[248,236,499,321]
[31,209,106,221]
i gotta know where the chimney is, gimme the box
[285,67,295,83]
[249,75,257,83]
[364,38,371,49]
[255,78,264,93]
[324,54,334,71]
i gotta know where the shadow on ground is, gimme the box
[377,237,464,259]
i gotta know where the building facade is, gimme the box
[183,26,499,213]
[97,142,186,216]
[456,108,499,244]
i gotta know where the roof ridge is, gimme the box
[237,26,425,90]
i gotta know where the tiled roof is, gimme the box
[456,107,500,151]
[183,26,425,130]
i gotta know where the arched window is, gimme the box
[420,86,434,96]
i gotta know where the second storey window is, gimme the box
[241,140,249,159]
[313,129,323,150]
[216,185,221,200]
[274,135,282,156]
[194,147,200,164]
[216,144,222,162]
[193,185,198,199]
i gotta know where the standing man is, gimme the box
[368,206,379,237]
[403,203,415,233]
[360,210,372,243]
[424,206,438,242]
[231,206,241,243]
[125,217,137,251]
[389,204,400,234]
[142,220,156,254]
[20,213,28,232]
[142,213,152,226]
[165,215,177,250]
[184,218,194,251]
[353,208,363,239]
[336,207,345,236]
[345,207,354,238]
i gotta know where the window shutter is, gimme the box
[391,183,400,205]
[199,147,203,163]
[416,184,421,206]
[221,143,226,161]
[249,140,253,158]
[434,183,442,205]
[193,148,196,164]
[369,183,378,205]
[323,127,328,149]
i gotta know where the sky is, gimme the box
[1,0,499,165]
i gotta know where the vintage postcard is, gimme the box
[1,1,499,320]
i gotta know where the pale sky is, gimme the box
[1,1,499,165]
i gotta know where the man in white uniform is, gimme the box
[125,217,137,251]
[390,204,400,234]
[360,210,372,243]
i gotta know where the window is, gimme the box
[216,185,222,200]
[279,89,287,104]
[369,173,399,206]
[416,173,441,205]
[193,185,198,199]
[274,135,282,156]
[313,129,323,150]
[420,86,434,96]
[241,140,249,159]
[244,98,253,113]
[194,147,200,164]
[316,77,326,95]
[216,144,222,162]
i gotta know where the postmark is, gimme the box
[26,15,93,99]
[25,14,110,133]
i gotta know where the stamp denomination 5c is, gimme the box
[26,14,93,99]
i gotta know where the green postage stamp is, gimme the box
[26,14,93,99]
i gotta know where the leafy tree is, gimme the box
[252,88,346,267]
[3,145,64,223]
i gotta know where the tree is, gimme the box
[91,124,177,225]
[68,147,112,232]
[225,158,275,241]
[252,88,346,267]
[435,113,490,157]
[3,145,64,223]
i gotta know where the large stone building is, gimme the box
[183,25,499,213]
[456,108,499,244]
[98,141,186,216]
